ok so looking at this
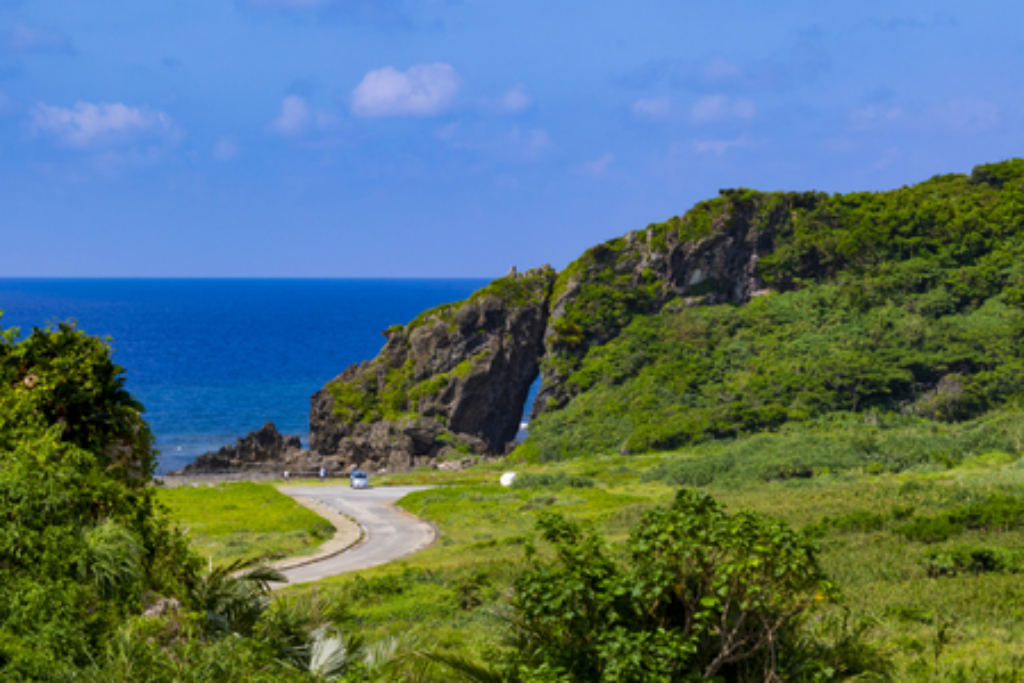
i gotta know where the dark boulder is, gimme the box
[169,421,305,475]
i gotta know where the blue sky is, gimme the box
[1,0,1021,277]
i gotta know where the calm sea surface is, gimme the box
[0,279,491,473]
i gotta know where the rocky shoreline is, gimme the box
[166,420,503,479]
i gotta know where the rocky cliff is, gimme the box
[531,189,789,417]
[308,266,555,472]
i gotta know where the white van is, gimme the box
[350,470,369,489]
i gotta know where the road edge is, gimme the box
[272,493,367,571]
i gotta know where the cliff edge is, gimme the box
[308,266,555,472]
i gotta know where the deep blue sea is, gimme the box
[0,279,493,474]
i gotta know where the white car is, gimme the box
[350,470,369,489]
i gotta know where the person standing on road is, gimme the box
[319,466,326,481]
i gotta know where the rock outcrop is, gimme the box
[531,190,787,417]
[175,191,809,475]
[170,421,308,474]
[308,266,555,472]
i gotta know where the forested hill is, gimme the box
[313,159,1024,470]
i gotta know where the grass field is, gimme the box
[156,481,336,565]
[160,414,1024,679]
[273,433,1024,680]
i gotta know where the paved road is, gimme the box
[276,485,434,586]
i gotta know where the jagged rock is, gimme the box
[170,421,306,475]
[531,194,785,418]
[309,267,555,472]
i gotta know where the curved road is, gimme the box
[276,485,434,586]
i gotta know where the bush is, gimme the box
[510,472,595,490]
[499,489,886,681]
[923,545,1024,578]
[896,494,1024,543]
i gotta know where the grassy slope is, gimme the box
[157,482,335,564]
[273,410,1024,678]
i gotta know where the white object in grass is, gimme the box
[500,472,517,487]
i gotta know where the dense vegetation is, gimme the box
[521,159,1024,462]
[0,321,409,681]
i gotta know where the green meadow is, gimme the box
[156,481,335,563]
[261,407,1024,680]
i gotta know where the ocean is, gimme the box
[0,279,495,474]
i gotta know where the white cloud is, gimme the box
[630,97,672,121]
[3,23,71,53]
[270,95,334,134]
[933,99,999,133]
[212,137,240,161]
[351,63,460,118]
[694,137,751,154]
[497,85,531,113]
[31,101,174,148]
[576,152,614,177]
[690,95,755,123]
[273,95,311,133]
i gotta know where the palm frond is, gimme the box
[419,652,511,683]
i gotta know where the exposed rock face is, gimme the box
[307,416,491,474]
[309,267,555,472]
[170,421,306,474]
[531,191,785,418]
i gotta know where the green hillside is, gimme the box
[521,159,1024,463]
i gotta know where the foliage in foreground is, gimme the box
[0,320,198,676]
[489,489,886,682]
[0,319,463,681]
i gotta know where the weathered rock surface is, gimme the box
[307,417,492,474]
[309,267,556,472]
[170,421,307,475]
[531,191,785,417]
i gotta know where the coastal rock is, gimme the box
[309,267,555,471]
[170,421,306,475]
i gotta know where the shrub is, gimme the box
[923,545,1024,578]
[895,494,1024,543]
[499,489,885,681]
[510,472,595,490]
